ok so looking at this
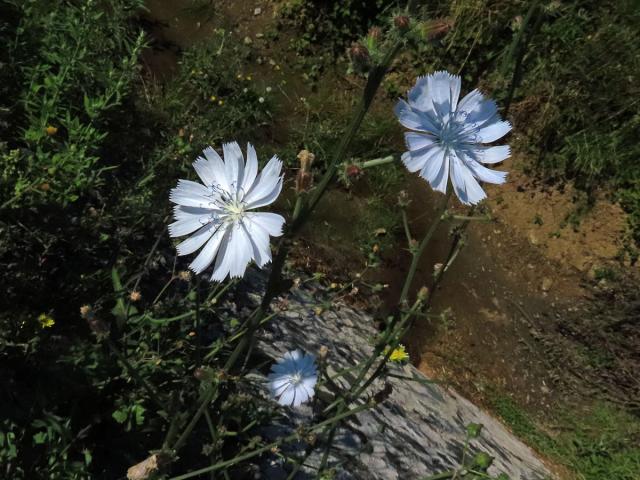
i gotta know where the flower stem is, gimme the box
[167,403,373,480]
[361,155,395,169]
[398,189,452,307]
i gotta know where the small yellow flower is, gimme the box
[45,125,58,136]
[236,73,243,80]
[209,95,217,102]
[38,313,55,329]
[245,75,252,81]
[218,99,224,106]
[386,344,409,362]
[330,282,338,289]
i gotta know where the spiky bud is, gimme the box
[394,15,410,32]
[348,42,371,73]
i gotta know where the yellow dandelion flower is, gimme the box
[45,125,58,136]
[386,344,409,362]
[38,313,55,329]
[209,95,217,102]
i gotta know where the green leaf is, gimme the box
[33,431,47,445]
[112,408,128,424]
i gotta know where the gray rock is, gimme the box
[244,274,552,479]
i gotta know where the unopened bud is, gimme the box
[397,190,410,207]
[394,15,410,32]
[417,286,429,302]
[319,345,329,359]
[433,263,444,276]
[348,42,371,73]
[473,452,493,470]
[194,367,216,382]
[368,26,382,42]
[87,316,109,340]
[80,305,92,319]
[421,18,453,40]
[177,270,192,282]
[345,164,363,179]
[297,149,315,171]
[127,454,168,480]
[295,171,313,193]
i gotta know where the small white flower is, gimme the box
[268,349,317,407]
[258,97,265,103]
[169,142,285,281]
[395,71,511,205]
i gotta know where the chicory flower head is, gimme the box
[169,142,285,281]
[268,349,318,407]
[395,71,511,205]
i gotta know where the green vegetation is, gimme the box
[490,394,640,480]
[1,0,638,478]
[282,0,640,254]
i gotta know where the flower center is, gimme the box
[224,199,246,222]
[438,117,465,148]
[290,372,303,385]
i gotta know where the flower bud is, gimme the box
[87,316,109,340]
[466,422,483,438]
[177,270,192,282]
[345,164,363,180]
[80,305,92,319]
[472,452,493,470]
[348,42,371,73]
[319,345,329,359]
[295,149,315,193]
[367,26,382,42]
[129,290,142,302]
[433,263,444,276]
[417,286,429,302]
[397,190,410,207]
[394,15,410,32]
[127,453,169,480]
[421,18,453,40]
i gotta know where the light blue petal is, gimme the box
[426,71,461,116]
[476,121,512,143]
[394,99,438,133]
[419,149,448,194]
[450,155,486,205]
[476,145,511,164]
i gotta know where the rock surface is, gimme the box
[242,274,552,480]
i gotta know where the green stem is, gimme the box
[361,155,395,169]
[398,189,452,306]
[167,403,372,480]
[107,340,164,412]
[172,386,219,451]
